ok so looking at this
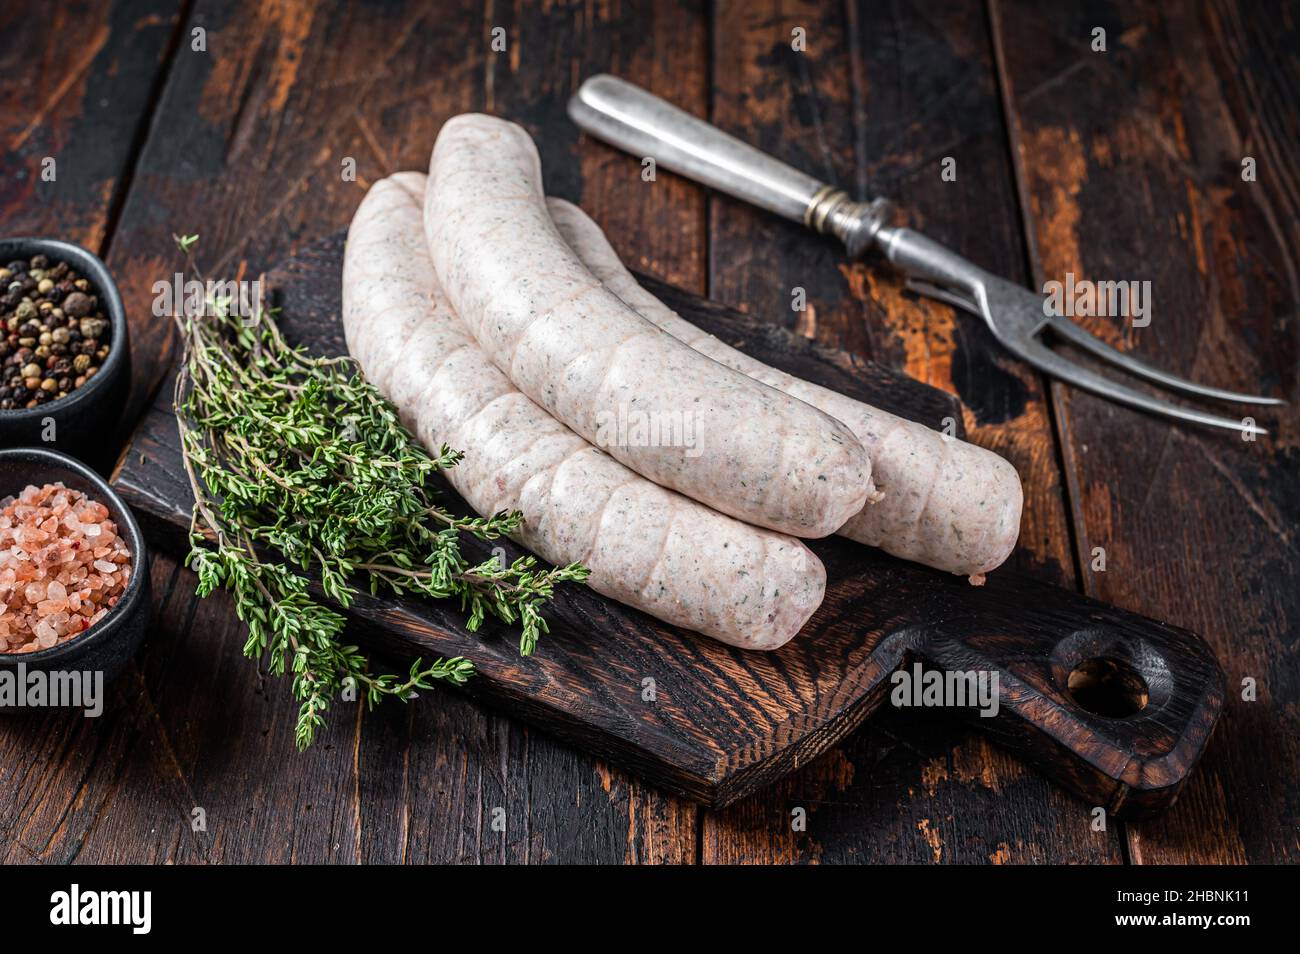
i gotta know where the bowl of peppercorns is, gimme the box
[0,238,130,456]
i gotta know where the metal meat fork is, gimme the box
[568,74,1282,435]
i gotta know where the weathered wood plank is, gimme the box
[700,0,1113,864]
[991,0,1299,863]
[0,0,186,865]
[0,0,182,248]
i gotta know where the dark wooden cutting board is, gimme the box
[111,231,1224,815]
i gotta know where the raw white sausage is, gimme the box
[342,173,825,650]
[424,115,873,539]
[548,198,1023,577]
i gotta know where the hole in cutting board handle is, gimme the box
[1050,627,1173,719]
[1066,656,1149,717]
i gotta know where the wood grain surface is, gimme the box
[0,0,1294,864]
[992,0,1298,865]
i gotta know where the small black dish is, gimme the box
[0,447,151,707]
[0,238,131,460]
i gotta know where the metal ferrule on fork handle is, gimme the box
[804,186,894,259]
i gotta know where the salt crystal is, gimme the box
[93,560,116,574]
[83,523,102,538]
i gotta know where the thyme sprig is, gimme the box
[171,235,587,748]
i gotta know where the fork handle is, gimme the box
[569,74,893,258]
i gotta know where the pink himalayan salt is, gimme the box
[0,483,133,654]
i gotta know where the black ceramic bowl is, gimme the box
[0,238,131,456]
[0,448,151,703]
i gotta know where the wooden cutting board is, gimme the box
[111,231,1224,815]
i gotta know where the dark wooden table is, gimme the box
[2,0,1295,864]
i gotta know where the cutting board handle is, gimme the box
[903,581,1225,818]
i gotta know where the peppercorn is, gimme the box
[79,317,108,339]
[63,292,93,318]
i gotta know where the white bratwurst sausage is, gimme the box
[424,115,872,539]
[342,173,826,650]
[548,198,1023,578]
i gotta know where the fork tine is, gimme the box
[1015,337,1267,435]
[1045,314,1284,406]
[888,232,1276,434]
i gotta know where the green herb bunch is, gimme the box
[171,235,587,748]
